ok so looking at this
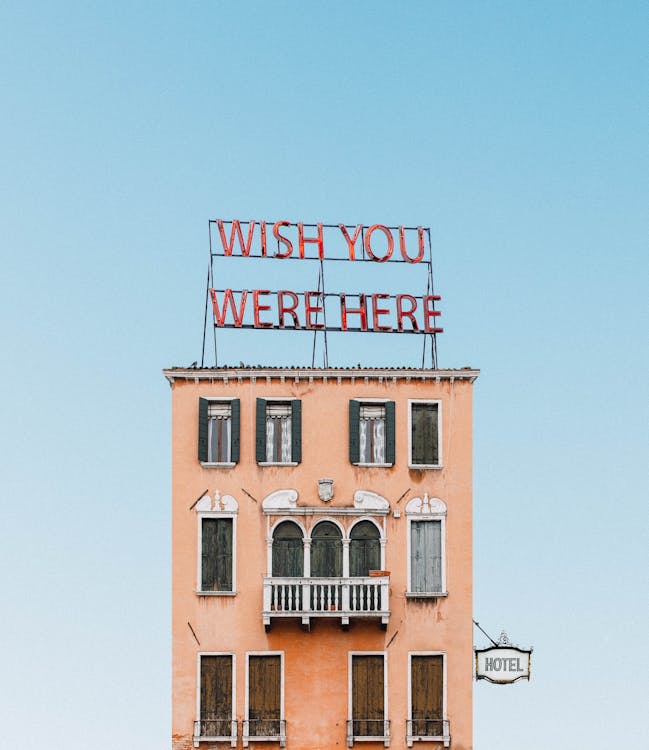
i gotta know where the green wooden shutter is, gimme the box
[230,399,240,463]
[198,397,209,462]
[255,398,267,463]
[349,400,360,464]
[291,399,302,463]
[411,520,441,592]
[385,400,395,465]
[202,518,233,592]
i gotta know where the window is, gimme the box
[256,399,302,464]
[349,521,381,577]
[406,496,446,596]
[310,521,342,577]
[349,400,395,466]
[198,398,240,465]
[272,521,304,577]
[348,653,388,744]
[195,654,235,745]
[408,654,449,747]
[245,653,285,746]
[200,518,233,592]
[409,401,440,467]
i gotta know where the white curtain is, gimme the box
[359,419,369,462]
[373,418,385,463]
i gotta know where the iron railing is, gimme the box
[193,718,237,745]
[242,718,287,747]
[406,718,450,747]
[346,719,391,747]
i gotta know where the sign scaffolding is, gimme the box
[201,219,442,368]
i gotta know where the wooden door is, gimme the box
[248,655,281,737]
[411,655,443,736]
[352,655,384,737]
[200,655,232,737]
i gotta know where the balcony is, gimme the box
[346,719,391,747]
[193,718,237,747]
[242,719,287,747]
[406,719,451,747]
[262,576,390,629]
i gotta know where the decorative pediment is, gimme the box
[353,490,389,511]
[195,490,238,513]
[405,493,446,516]
[262,489,299,511]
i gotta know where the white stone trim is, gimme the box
[196,491,238,594]
[353,490,390,512]
[262,489,298,511]
[405,495,447,596]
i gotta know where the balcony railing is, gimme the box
[193,718,237,747]
[263,576,390,628]
[242,719,287,747]
[406,719,450,747]
[346,719,391,747]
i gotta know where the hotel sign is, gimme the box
[207,219,442,335]
[475,646,532,684]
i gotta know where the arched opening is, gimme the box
[310,521,342,577]
[350,521,381,576]
[272,521,304,577]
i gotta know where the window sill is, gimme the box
[200,461,236,468]
[408,464,443,470]
[354,463,394,468]
[258,462,298,467]
[406,591,448,599]
[196,590,237,597]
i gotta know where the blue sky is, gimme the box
[1,2,647,747]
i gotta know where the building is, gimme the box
[166,365,478,750]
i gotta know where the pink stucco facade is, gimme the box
[167,366,477,750]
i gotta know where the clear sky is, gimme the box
[1,2,647,748]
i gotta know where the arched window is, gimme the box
[272,521,304,577]
[349,520,381,576]
[310,521,342,577]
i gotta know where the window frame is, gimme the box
[350,398,395,467]
[199,396,239,468]
[407,399,442,469]
[405,497,447,598]
[347,651,389,745]
[197,508,238,596]
[257,397,301,466]
[407,652,449,748]
[244,651,285,746]
[194,652,236,747]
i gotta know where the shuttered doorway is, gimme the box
[248,655,281,737]
[200,655,233,738]
[352,655,385,737]
[411,655,443,737]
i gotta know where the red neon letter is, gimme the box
[260,221,268,257]
[396,294,419,332]
[273,221,293,258]
[399,226,425,263]
[210,288,248,327]
[339,224,362,260]
[340,294,368,331]
[298,223,324,259]
[423,295,443,333]
[277,291,301,328]
[253,289,273,328]
[304,291,324,329]
[217,220,256,256]
[371,293,393,332]
[364,224,394,262]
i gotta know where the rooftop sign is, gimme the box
[203,219,441,366]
